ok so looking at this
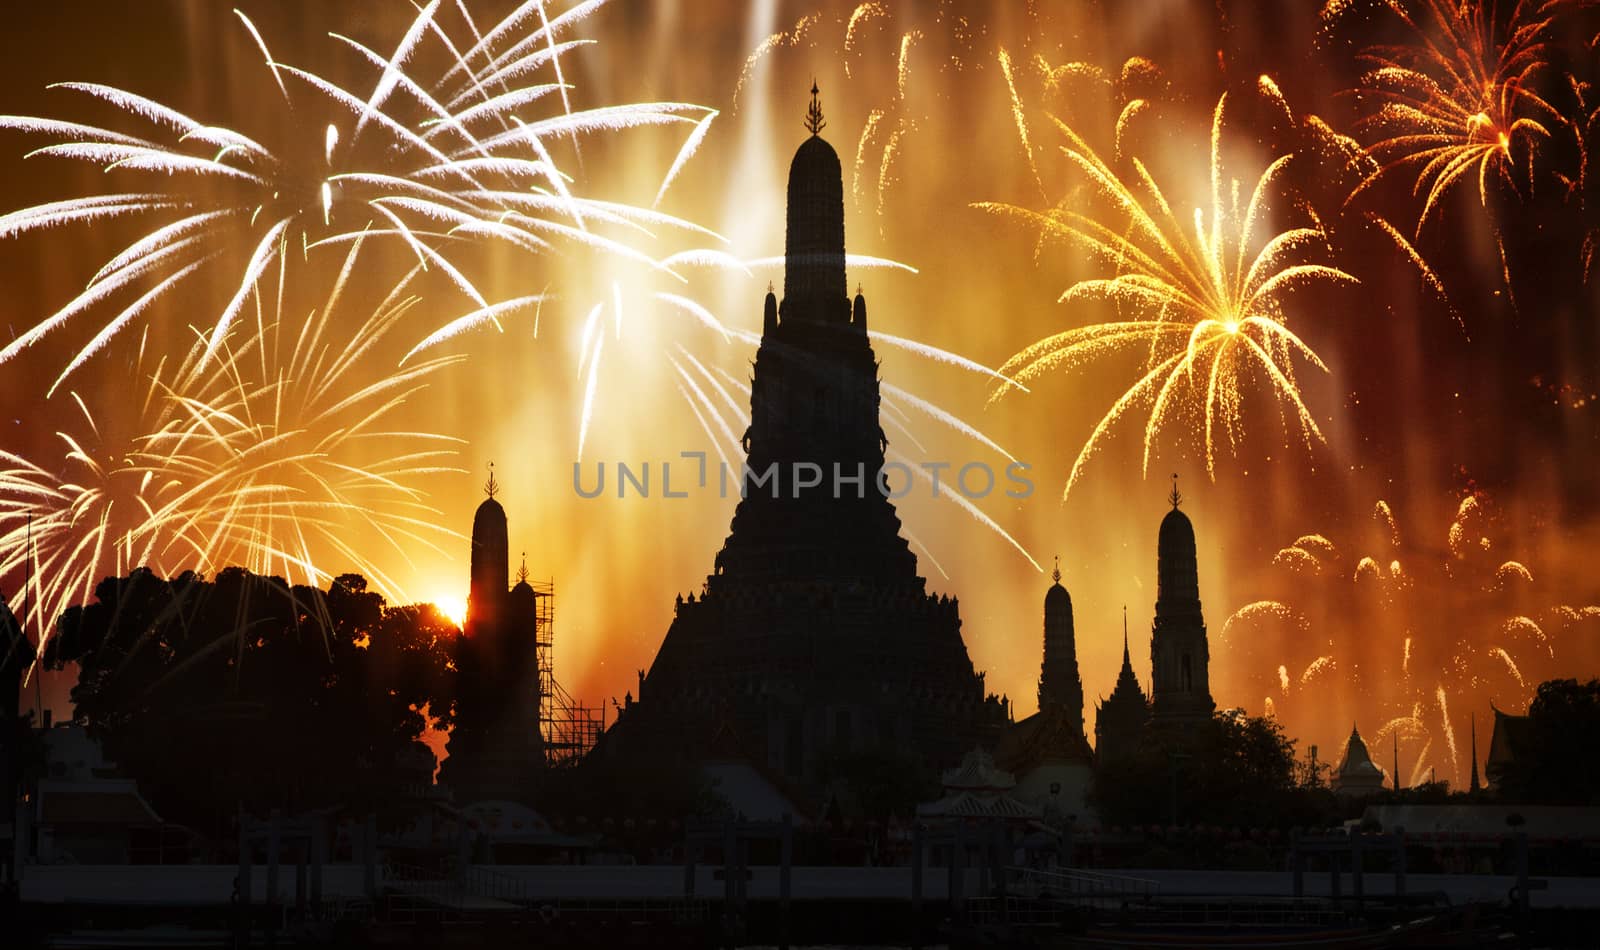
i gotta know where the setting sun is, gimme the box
[426,591,468,629]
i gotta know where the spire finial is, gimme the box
[805,80,826,135]
[1122,606,1130,661]
[484,461,499,499]
[516,552,529,585]
[1052,555,1061,585]
[1169,472,1182,510]
[767,280,774,295]
[855,283,863,297]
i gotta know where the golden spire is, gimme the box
[484,461,499,499]
[805,80,826,135]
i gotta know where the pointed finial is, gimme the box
[484,461,499,499]
[805,80,826,135]
[767,280,774,295]
[1169,472,1182,510]
[516,552,529,585]
[855,283,863,297]
[1052,555,1061,585]
[1122,606,1130,660]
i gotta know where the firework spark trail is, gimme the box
[1301,655,1336,685]
[980,91,1355,499]
[734,14,820,110]
[1492,646,1526,687]
[1495,560,1533,585]
[0,0,721,378]
[998,48,1046,201]
[844,3,890,78]
[1344,0,1569,235]
[1408,737,1435,787]
[0,242,463,660]
[1279,664,1290,693]
[1222,600,1307,646]
[1436,683,1460,782]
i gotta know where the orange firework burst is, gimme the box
[1344,0,1568,231]
[980,88,1355,498]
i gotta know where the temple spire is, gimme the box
[1121,606,1131,666]
[1469,714,1481,792]
[516,552,529,586]
[805,80,825,135]
[1169,472,1181,510]
[1052,555,1061,585]
[484,461,499,499]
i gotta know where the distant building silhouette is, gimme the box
[1038,560,1087,733]
[1333,724,1387,798]
[599,88,1006,791]
[1485,704,1529,792]
[1089,484,1214,772]
[1149,478,1215,725]
[440,467,544,804]
[994,567,1094,819]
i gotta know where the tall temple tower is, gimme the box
[1039,560,1086,740]
[607,87,1004,788]
[1149,478,1215,724]
[441,467,545,803]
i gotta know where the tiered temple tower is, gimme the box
[441,467,545,803]
[605,88,1004,786]
[1149,478,1215,724]
[1094,609,1150,763]
[1038,560,1087,746]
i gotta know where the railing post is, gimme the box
[778,814,792,950]
[1393,828,1405,898]
[1351,833,1364,902]
[951,823,965,919]
[1290,830,1303,898]
[310,814,325,911]
[265,810,282,943]
[362,814,378,902]
[911,824,924,950]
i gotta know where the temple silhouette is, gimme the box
[598,87,1007,788]
[1091,479,1217,763]
[439,466,546,803]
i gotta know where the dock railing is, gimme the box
[1006,865,1161,911]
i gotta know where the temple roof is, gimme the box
[940,747,1016,792]
[1338,725,1384,778]
[782,88,847,314]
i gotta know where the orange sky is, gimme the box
[4,1,1598,789]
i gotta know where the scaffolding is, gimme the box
[531,580,605,767]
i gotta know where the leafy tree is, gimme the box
[816,744,938,820]
[45,568,458,833]
[1497,678,1600,804]
[1090,709,1300,828]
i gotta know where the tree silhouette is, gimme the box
[45,567,457,834]
[1497,678,1600,805]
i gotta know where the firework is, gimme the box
[1219,490,1600,787]
[0,237,461,654]
[1342,0,1567,231]
[980,90,1355,498]
[0,0,720,381]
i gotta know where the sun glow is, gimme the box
[428,590,468,629]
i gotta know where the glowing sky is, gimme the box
[3,1,1599,789]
